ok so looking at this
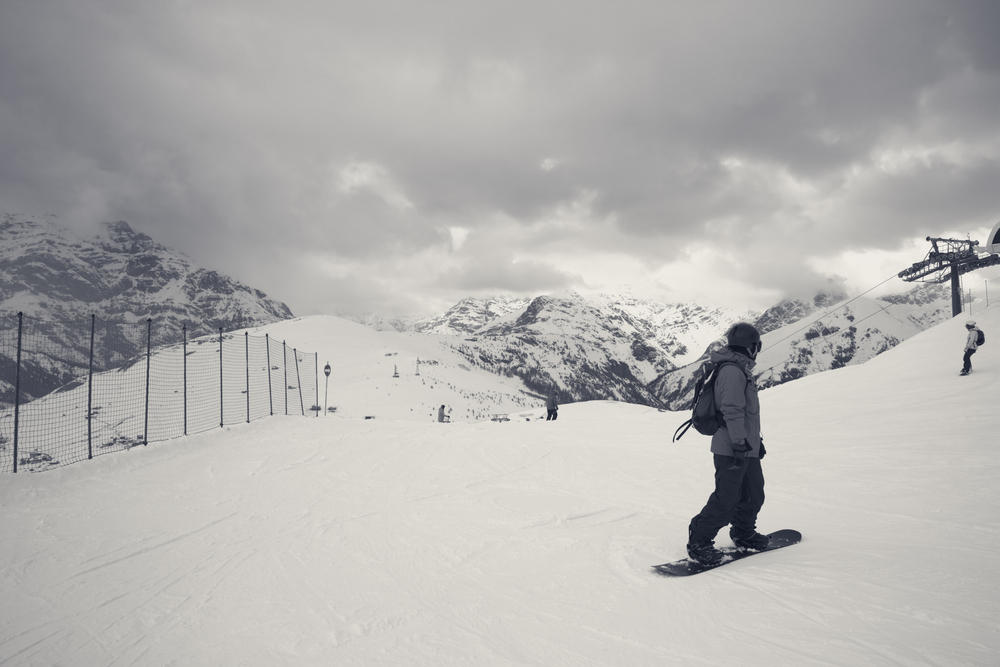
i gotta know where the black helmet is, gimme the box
[726,322,762,357]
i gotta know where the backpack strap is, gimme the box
[672,419,694,442]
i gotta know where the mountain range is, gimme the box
[1,215,956,409]
[353,283,952,411]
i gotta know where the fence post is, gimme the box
[12,312,22,473]
[219,328,224,428]
[144,319,151,445]
[87,314,95,459]
[283,340,288,416]
[314,352,319,417]
[265,333,273,416]
[294,348,305,416]
[183,325,188,436]
[245,332,250,424]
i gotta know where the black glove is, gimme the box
[759,440,766,460]
[727,440,751,469]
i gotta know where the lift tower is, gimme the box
[898,229,1000,317]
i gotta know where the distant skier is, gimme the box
[545,393,558,421]
[437,404,451,423]
[960,320,981,376]
[686,322,769,566]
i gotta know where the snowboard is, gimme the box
[652,529,801,577]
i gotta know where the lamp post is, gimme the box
[323,362,332,415]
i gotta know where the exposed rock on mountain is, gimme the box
[1,215,293,402]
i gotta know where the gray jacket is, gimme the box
[709,347,763,458]
[966,329,979,351]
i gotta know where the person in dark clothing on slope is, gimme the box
[686,322,770,566]
[545,393,558,421]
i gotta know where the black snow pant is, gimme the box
[963,348,976,372]
[688,454,765,545]
[546,409,558,421]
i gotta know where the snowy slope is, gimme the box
[249,316,544,422]
[0,315,547,471]
[0,307,997,665]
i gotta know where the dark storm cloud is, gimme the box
[1,0,998,315]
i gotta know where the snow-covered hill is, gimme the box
[0,305,996,665]
[251,316,545,422]
[0,215,293,400]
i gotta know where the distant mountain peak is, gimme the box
[96,221,158,254]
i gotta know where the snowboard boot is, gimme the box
[730,529,770,551]
[686,540,724,566]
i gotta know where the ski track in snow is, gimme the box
[1,309,999,665]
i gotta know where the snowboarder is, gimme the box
[960,320,980,376]
[545,393,558,421]
[686,322,769,566]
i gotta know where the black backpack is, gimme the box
[672,361,746,442]
[976,329,985,346]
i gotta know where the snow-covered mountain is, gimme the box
[441,293,752,406]
[650,283,952,409]
[413,296,532,335]
[0,215,293,401]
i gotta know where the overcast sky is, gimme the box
[2,0,999,317]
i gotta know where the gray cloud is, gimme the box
[1,0,998,316]
[434,255,579,294]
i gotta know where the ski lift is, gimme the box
[987,220,1000,255]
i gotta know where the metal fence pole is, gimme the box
[144,319,151,445]
[314,352,319,417]
[13,312,23,473]
[294,348,304,416]
[283,340,288,416]
[266,333,273,416]
[219,328,224,428]
[245,332,250,424]
[183,325,188,436]
[87,314,95,459]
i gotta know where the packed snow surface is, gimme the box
[1,308,997,665]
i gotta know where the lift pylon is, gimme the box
[898,235,1000,316]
